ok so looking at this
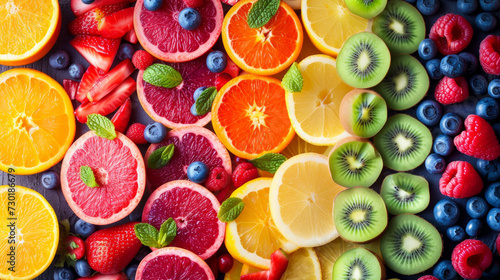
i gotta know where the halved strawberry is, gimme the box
[241,249,289,280]
[70,35,120,73]
[77,272,128,280]
[75,77,136,123]
[71,0,135,17]
[111,98,132,133]
[76,65,105,103]
[87,59,135,102]
[63,79,79,100]
[123,28,137,44]
[98,7,134,39]
[68,3,128,36]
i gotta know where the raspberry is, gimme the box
[232,162,259,188]
[434,76,469,105]
[479,35,500,75]
[496,233,500,253]
[125,123,148,144]
[454,115,500,161]
[183,0,203,8]
[417,276,438,280]
[205,167,230,192]
[440,161,483,198]
[429,14,473,55]
[452,239,492,279]
[216,73,232,91]
[132,50,155,70]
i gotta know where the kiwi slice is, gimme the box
[334,187,388,243]
[380,173,430,215]
[336,32,391,89]
[373,114,432,171]
[329,141,383,188]
[345,0,388,19]
[340,89,388,138]
[372,0,426,54]
[381,214,443,275]
[332,247,385,280]
[373,55,430,111]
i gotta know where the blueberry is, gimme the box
[446,225,466,242]
[68,63,84,80]
[487,208,500,231]
[486,183,500,207]
[476,97,499,120]
[126,264,138,280]
[41,170,60,190]
[416,100,442,126]
[433,134,454,156]
[466,197,489,218]
[476,159,500,181]
[426,59,443,80]
[144,0,162,11]
[440,55,466,78]
[190,103,199,116]
[466,219,482,237]
[488,79,500,99]
[416,0,440,15]
[418,39,438,60]
[75,260,92,277]
[193,87,207,101]
[54,267,75,280]
[457,0,478,13]
[49,50,70,70]
[135,246,151,261]
[117,43,135,61]
[178,8,201,30]
[475,12,498,32]
[75,219,96,238]
[206,50,227,73]
[484,260,500,278]
[458,52,478,75]
[81,0,95,4]
[434,199,460,226]
[425,153,446,174]
[433,260,458,280]
[440,112,463,136]
[469,75,488,96]
[479,0,500,11]
[187,161,209,183]
[144,122,167,143]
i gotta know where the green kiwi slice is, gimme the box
[334,187,388,243]
[381,214,443,275]
[372,0,426,54]
[329,141,383,188]
[373,114,432,171]
[336,32,391,89]
[345,0,388,19]
[332,247,385,280]
[380,173,430,215]
[373,55,430,111]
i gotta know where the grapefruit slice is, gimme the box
[145,126,231,191]
[137,56,217,129]
[142,180,225,260]
[134,0,223,62]
[137,247,215,280]
[61,131,146,225]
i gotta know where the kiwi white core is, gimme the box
[394,134,413,152]
[350,209,368,222]
[402,234,422,252]
[357,51,372,71]
[394,73,408,92]
[389,20,405,35]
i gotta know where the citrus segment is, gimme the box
[281,248,322,280]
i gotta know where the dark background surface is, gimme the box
[0,0,499,279]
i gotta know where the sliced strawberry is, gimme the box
[75,77,136,123]
[71,0,135,17]
[70,35,120,73]
[63,79,79,100]
[98,7,134,39]
[241,249,289,280]
[68,3,128,36]
[77,272,128,280]
[66,236,85,260]
[111,98,132,133]
[123,28,137,44]
[87,59,135,102]
[76,65,105,103]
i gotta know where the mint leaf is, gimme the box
[143,64,182,88]
[281,62,303,92]
[148,144,175,169]
[218,197,245,222]
[134,223,163,248]
[249,153,287,174]
[158,218,177,247]
[247,0,280,29]
[87,114,117,140]
[195,87,217,116]
[80,166,99,188]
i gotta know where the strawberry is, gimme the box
[66,235,85,260]
[77,272,128,280]
[125,123,148,144]
[63,79,79,100]
[132,50,155,70]
[85,222,142,274]
[76,66,105,103]
[87,59,135,102]
[98,7,134,39]
[123,28,137,44]
[454,115,500,161]
[111,98,132,133]
[70,35,120,73]
[241,249,289,280]
[68,3,128,36]
[71,0,135,17]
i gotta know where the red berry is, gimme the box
[232,162,259,188]
[452,239,492,279]
[480,35,500,75]
[126,123,148,144]
[222,57,241,78]
[66,235,86,260]
[132,50,155,70]
[205,167,230,192]
[496,233,500,253]
[183,0,203,8]
[454,115,500,161]
[417,276,439,280]
[439,161,483,198]
[235,157,247,164]
[434,76,469,105]
[217,253,234,274]
[216,72,232,91]
[429,14,473,55]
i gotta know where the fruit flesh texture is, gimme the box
[380,173,430,215]
[332,247,384,280]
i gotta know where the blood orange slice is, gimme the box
[134,0,223,62]
[145,126,231,191]
[61,131,146,225]
[142,180,225,260]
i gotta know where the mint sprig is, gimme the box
[148,144,175,169]
[135,218,177,248]
[218,197,245,222]
[143,64,182,88]
[247,0,280,29]
[87,114,117,140]
[249,153,287,174]
[80,166,99,188]
[195,87,217,116]
[281,62,303,93]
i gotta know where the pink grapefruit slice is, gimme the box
[134,0,223,62]
[137,247,215,280]
[145,126,231,191]
[142,180,225,260]
[61,131,146,225]
[137,55,217,129]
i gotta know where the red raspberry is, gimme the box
[125,123,148,144]
[183,0,203,7]
[439,161,483,198]
[205,167,230,192]
[480,35,500,75]
[496,233,500,253]
[434,76,469,105]
[454,115,500,161]
[417,276,438,280]
[232,162,259,188]
[452,239,492,279]
[132,50,155,70]
[216,73,232,91]
[429,14,473,55]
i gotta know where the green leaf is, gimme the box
[80,166,99,188]
[281,62,303,93]
[158,218,177,247]
[195,87,217,116]
[69,241,79,249]
[249,153,287,174]
[148,144,175,169]
[143,64,183,88]
[247,0,281,29]
[134,223,163,248]
[218,197,245,222]
[86,114,117,140]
